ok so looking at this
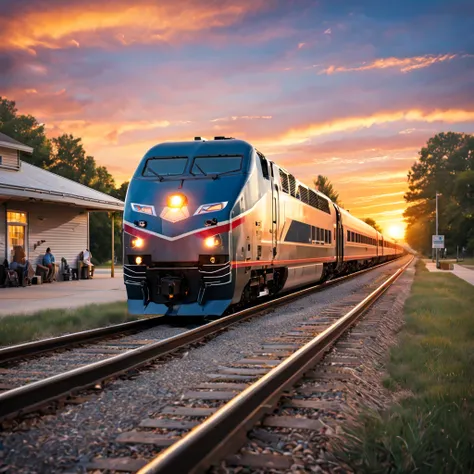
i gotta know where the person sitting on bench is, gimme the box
[10,245,34,286]
[42,247,56,282]
[81,249,94,279]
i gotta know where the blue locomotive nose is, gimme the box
[123,138,252,316]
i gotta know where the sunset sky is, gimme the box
[1,0,474,236]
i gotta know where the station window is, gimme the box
[7,210,28,261]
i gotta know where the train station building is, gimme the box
[0,132,124,278]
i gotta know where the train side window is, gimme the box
[269,162,274,178]
[299,186,309,204]
[279,170,289,193]
[347,230,350,242]
[258,152,269,180]
[288,174,297,197]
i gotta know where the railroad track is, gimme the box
[0,315,169,365]
[0,257,406,423]
[81,255,413,474]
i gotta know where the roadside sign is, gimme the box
[432,235,445,249]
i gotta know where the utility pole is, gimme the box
[436,192,440,269]
[111,212,115,278]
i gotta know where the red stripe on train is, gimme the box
[123,216,245,241]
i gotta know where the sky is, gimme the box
[1,0,474,237]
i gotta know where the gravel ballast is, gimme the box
[0,258,411,473]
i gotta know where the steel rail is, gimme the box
[137,256,414,474]
[0,256,406,421]
[0,315,165,365]
[0,257,402,365]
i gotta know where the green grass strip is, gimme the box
[335,260,474,473]
[0,302,138,346]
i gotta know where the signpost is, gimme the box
[432,235,445,249]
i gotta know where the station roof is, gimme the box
[0,132,34,153]
[0,161,124,211]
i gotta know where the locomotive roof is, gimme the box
[144,139,254,158]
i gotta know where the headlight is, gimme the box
[194,202,228,215]
[167,193,187,209]
[135,256,143,265]
[131,237,144,248]
[131,203,156,216]
[204,235,222,248]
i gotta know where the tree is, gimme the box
[0,97,52,168]
[0,96,126,264]
[313,175,340,204]
[363,218,382,233]
[112,181,129,201]
[404,132,474,255]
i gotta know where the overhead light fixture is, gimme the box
[167,194,187,209]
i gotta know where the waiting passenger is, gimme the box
[81,248,95,279]
[10,246,34,286]
[42,247,56,282]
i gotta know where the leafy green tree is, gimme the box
[0,97,52,168]
[0,96,126,264]
[363,218,382,233]
[404,132,474,255]
[314,175,340,204]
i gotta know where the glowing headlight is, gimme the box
[131,203,156,216]
[204,235,222,248]
[135,256,143,265]
[194,201,228,215]
[131,237,144,248]
[167,193,187,209]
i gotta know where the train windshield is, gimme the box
[143,157,188,178]
[191,155,242,176]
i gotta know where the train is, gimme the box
[123,137,404,316]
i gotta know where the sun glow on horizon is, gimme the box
[387,224,405,240]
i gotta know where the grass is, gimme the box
[0,302,139,346]
[335,261,474,473]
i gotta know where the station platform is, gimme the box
[0,269,126,317]
[423,260,474,286]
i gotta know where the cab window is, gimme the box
[191,155,242,176]
[143,157,188,177]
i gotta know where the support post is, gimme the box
[111,212,115,278]
[436,192,439,269]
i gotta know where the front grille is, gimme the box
[124,264,146,286]
[199,261,232,287]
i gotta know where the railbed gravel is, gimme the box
[0,325,191,387]
[212,258,416,474]
[0,258,410,474]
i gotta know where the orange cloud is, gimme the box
[211,115,272,122]
[281,109,474,144]
[1,1,266,52]
[45,118,186,145]
[319,53,468,75]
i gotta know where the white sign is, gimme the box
[432,235,445,249]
